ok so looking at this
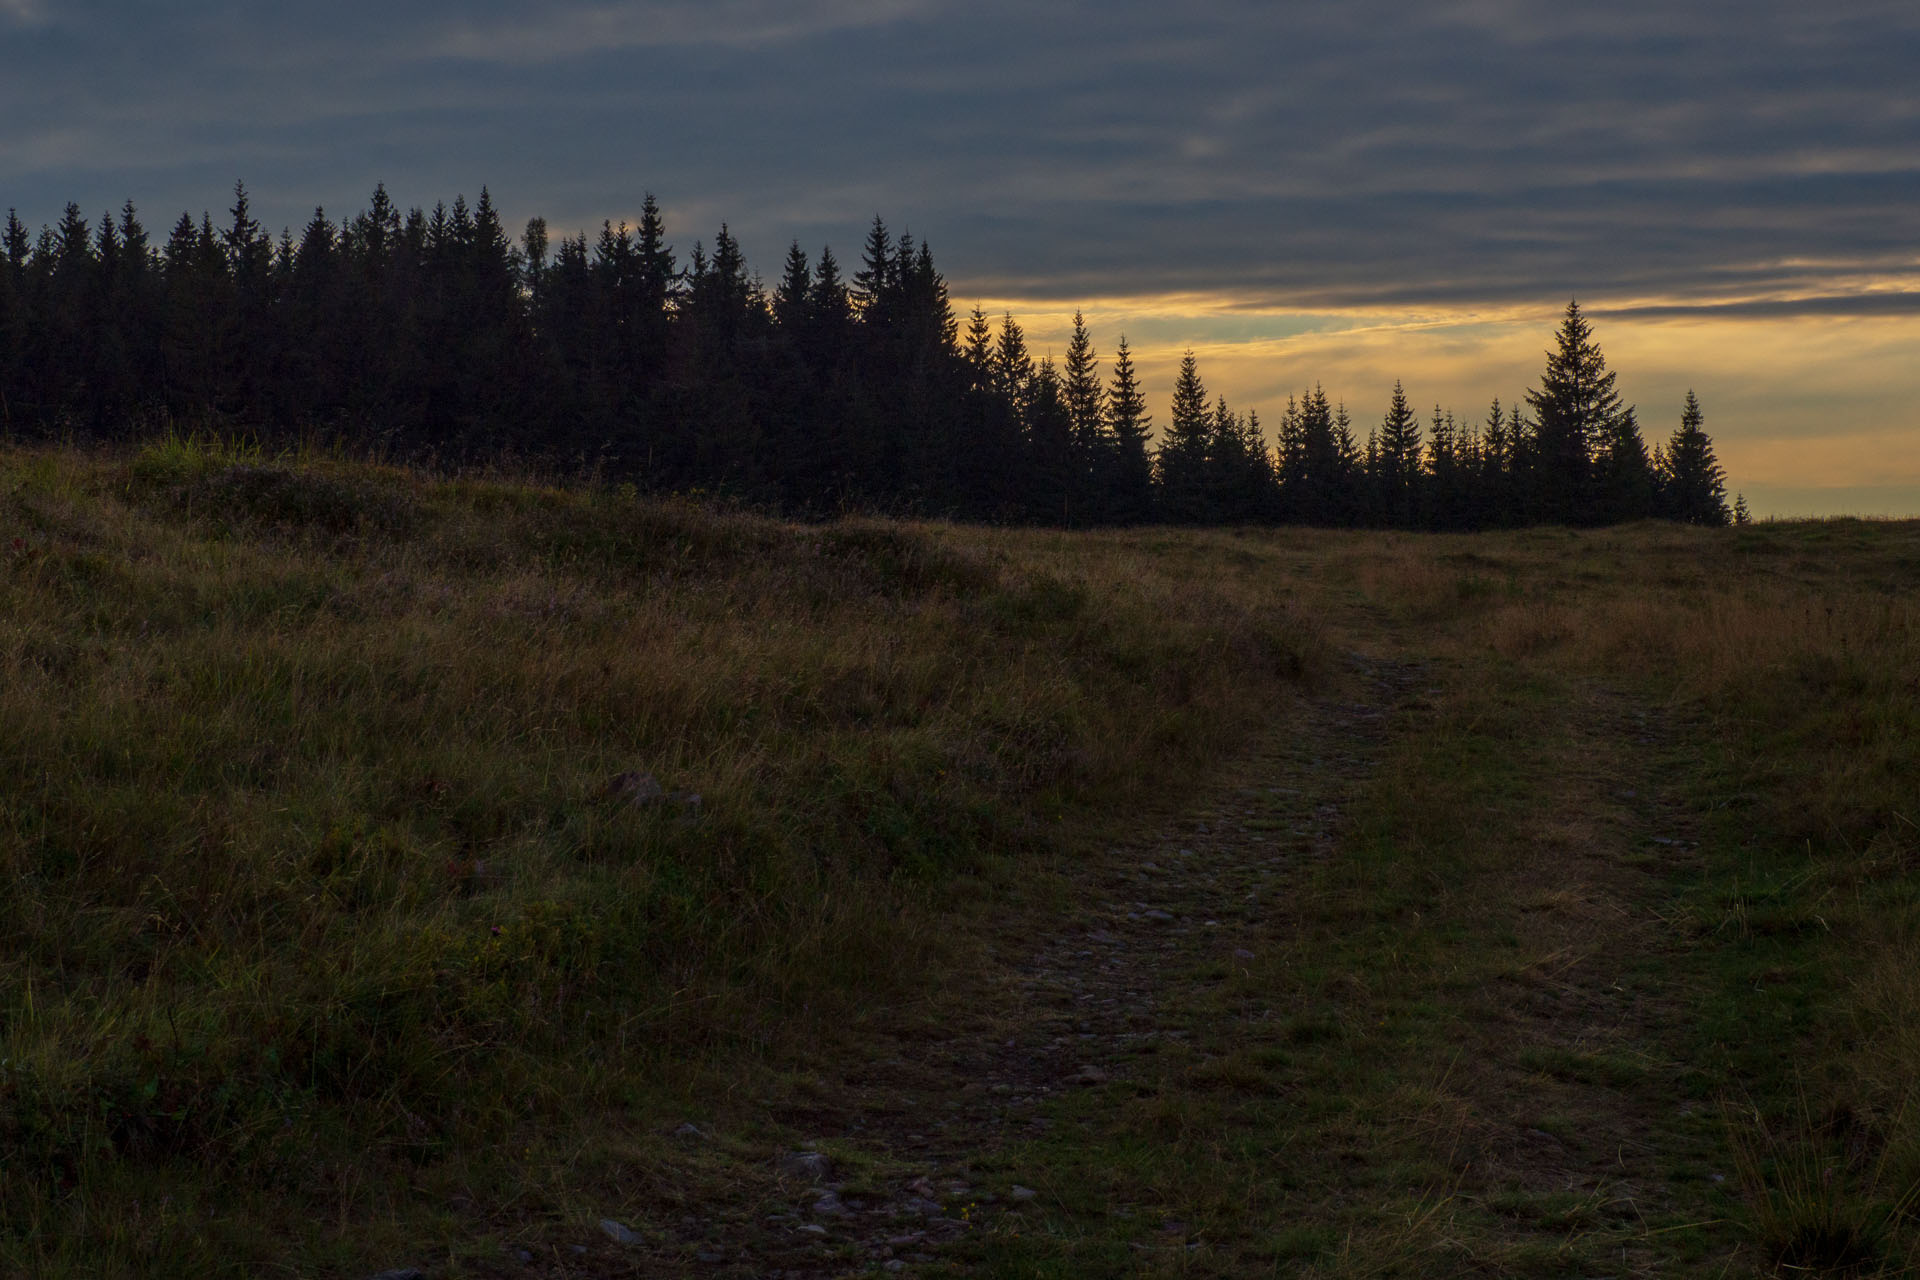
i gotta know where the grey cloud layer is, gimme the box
[2,0,1915,314]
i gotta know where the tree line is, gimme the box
[0,183,1735,527]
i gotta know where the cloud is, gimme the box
[428,0,932,62]
[1590,292,1920,320]
[6,0,1917,320]
[0,1,1913,508]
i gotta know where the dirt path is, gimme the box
[494,652,1738,1277]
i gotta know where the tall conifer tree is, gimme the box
[1375,380,1423,527]
[1158,350,1212,522]
[1659,390,1729,525]
[1104,335,1154,522]
[1525,300,1624,524]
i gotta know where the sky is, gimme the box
[3,1,1917,515]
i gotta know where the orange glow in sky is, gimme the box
[963,291,1920,518]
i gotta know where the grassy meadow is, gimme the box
[3,441,1918,1276]
[0,440,1326,1274]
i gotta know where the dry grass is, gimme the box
[6,440,1918,1275]
[0,440,1328,1275]
[1319,517,1920,1273]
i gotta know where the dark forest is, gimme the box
[0,184,1733,528]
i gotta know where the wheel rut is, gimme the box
[492,656,1724,1277]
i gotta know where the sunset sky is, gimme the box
[4,1,1916,514]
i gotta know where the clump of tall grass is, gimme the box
[1724,1088,1920,1276]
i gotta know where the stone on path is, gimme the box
[599,1219,641,1245]
[779,1149,833,1180]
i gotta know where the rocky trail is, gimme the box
[459,652,1732,1278]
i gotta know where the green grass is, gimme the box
[0,439,1328,1276]
[6,442,1920,1276]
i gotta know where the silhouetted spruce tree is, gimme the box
[1025,358,1077,522]
[799,245,861,508]
[456,188,532,452]
[335,184,406,428]
[1525,300,1625,525]
[1426,405,1462,529]
[1477,398,1514,526]
[222,182,277,421]
[0,212,21,432]
[1659,390,1729,525]
[851,217,893,327]
[773,241,812,332]
[808,246,850,358]
[677,223,770,496]
[32,204,95,418]
[962,305,995,393]
[1157,350,1212,522]
[1062,310,1106,514]
[96,203,161,430]
[1276,385,1335,525]
[992,313,1034,416]
[1595,404,1656,522]
[1374,380,1423,527]
[951,304,1020,519]
[1329,402,1363,525]
[1274,394,1307,519]
[887,236,965,512]
[520,217,549,303]
[285,207,344,417]
[1206,396,1245,520]
[1103,335,1155,522]
[1237,406,1277,520]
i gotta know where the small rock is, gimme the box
[1233,948,1256,961]
[674,1121,706,1140]
[1010,1185,1039,1202]
[902,1196,943,1217]
[1075,1065,1108,1084]
[799,1223,829,1237]
[885,1262,906,1273]
[696,1251,726,1264]
[513,1250,534,1264]
[569,1245,588,1256]
[811,1192,848,1217]
[780,1150,833,1180]
[907,1176,936,1197]
[888,1232,927,1247]
[600,1219,641,1245]
[603,771,665,807]
[1143,910,1175,924]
